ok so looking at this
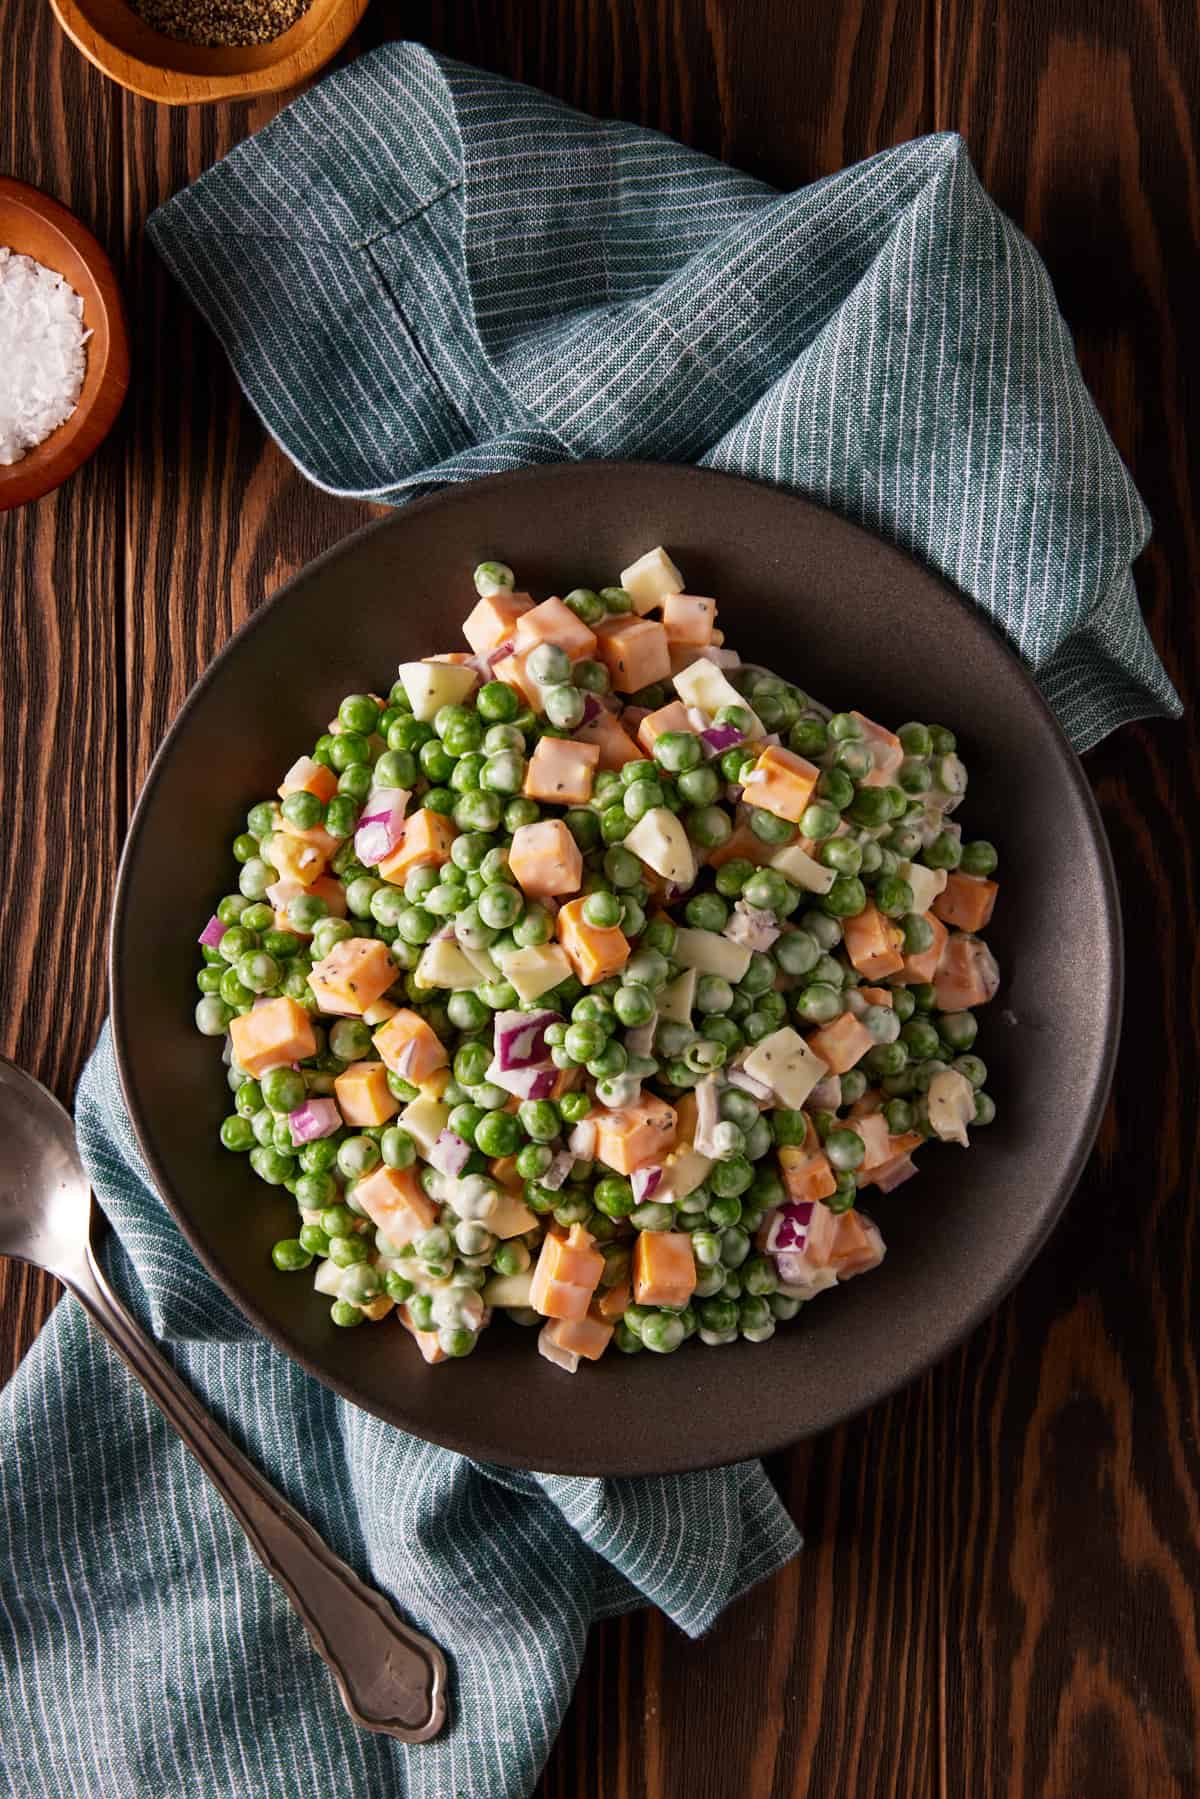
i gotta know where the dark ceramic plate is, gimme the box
[111,463,1121,1475]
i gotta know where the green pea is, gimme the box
[923,830,963,871]
[821,874,867,918]
[960,840,998,877]
[382,1127,418,1171]
[827,711,864,743]
[682,891,726,933]
[270,1237,313,1273]
[470,1110,517,1158]
[577,890,619,931]
[973,1091,996,1126]
[559,1091,592,1124]
[938,1010,978,1052]
[516,1099,559,1143]
[337,1136,381,1180]
[638,1311,684,1354]
[231,831,261,865]
[574,658,609,693]
[953,1053,988,1089]
[902,913,935,955]
[676,765,718,807]
[787,717,828,758]
[219,1115,255,1153]
[789,982,841,1027]
[250,1145,296,1185]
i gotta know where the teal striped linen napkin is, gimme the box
[0,1029,798,1799]
[144,44,1179,749]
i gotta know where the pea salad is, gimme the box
[195,548,1001,1372]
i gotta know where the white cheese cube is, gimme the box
[672,659,764,737]
[460,942,502,982]
[657,1145,714,1203]
[899,859,948,916]
[742,1027,830,1108]
[622,808,696,888]
[416,938,481,990]
[482,1270,535,1309]
[620,546,685,614]
[495,943,572,1004]
[927,1069,975,1146]
[658,967,697,1025]
[672,927,752,983]
[398,1096,450,1155]
[770,842,837,894]
[396,659,477,722]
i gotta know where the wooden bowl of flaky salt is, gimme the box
[0,177,130,512]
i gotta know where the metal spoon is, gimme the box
[0,1054,447,1743]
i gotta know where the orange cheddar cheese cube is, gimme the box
[779,1134,837,1204]
[842,903,905,980]
[523,735,600,805]
[530,1223,605,1321]
[672,1090,698,1146]
[279,817,339,862]
[859,987,894,1008]
[593,1279,631,1323]
[514,595,598,663]
[278,755,338,805]
[893,911,948,985]
[662,593,716,646]
[266,829,328,888]
[362,996,398,1026]
[398,1303,447,1364]
[556,896,630,985]
[852,713,904,788]
[376,809,457,885]
[636,699,693,753]
[706,822,780,870]
[542,1313,614,1362]
[827,1210,885,1279]
[334,1060,400,1127]
[805,1011,875,1075]
[269,872,347,935]
[593,1093,677,1175]
[575,707,646,769]
[353,1163,437,1246]
[740,744,820,824]
[592,616,672,693]
[462,589,534,656]
[373,1008,448,1082]
[509,819,583,900]
[308,937,397,1017]
[632,1231,696,1309]
[932,872,998,934]
[933,933,1000,1012]
[852,1112,895,1173]
[228,996,316,1078]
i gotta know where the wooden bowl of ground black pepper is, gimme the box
[50,0,368,104]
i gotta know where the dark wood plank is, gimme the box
[933,4,1200,1793]
[0,0,127,1358]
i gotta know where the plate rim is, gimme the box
[109,460,1124,1473]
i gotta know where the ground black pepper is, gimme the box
[128,0,312,47]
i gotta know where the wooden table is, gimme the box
[2,3,1196,1792]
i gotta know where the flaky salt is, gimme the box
[0,247,90,466]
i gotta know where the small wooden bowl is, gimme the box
[0,179,130,513]
[49,0,369,105]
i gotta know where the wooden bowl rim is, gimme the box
[0,177,130,512]
[48,0,369,103]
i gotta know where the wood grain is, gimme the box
[1,3,1197,1796]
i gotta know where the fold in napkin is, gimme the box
[146,43,1178,750]
[0,1029,798,1799]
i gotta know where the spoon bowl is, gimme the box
[0,1057,93,1281]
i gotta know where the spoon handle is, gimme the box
[68,1242,448,1743]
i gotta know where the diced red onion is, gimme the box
[567,1118,597,1160]
[288,1098,342,1145]
[433,921,457,939]
[700,722,742,755]
[392,1039,419,1079]
[759,732,781,748]
[706,646,742,669]
[540,1150,576,1192]
[694,1075,721,1156]
[494,1009,560,1072]
[598,691,623,715]
[622,705,650,732]
[630,1165,663,1203]
[488,638,515,667]
[725,783,743,803]
[198,914,226,949]
[484,1057,557,1100]
[873,1155,918,1193]
[623,1016,657,1057]
[807,1073,842,1112]
[724,902,780,952]
[580,693,602,726]
[429,1130,473,1177]
[354,788,409,867]
[727,1065,773,1102]
[765,1199,814,1254]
